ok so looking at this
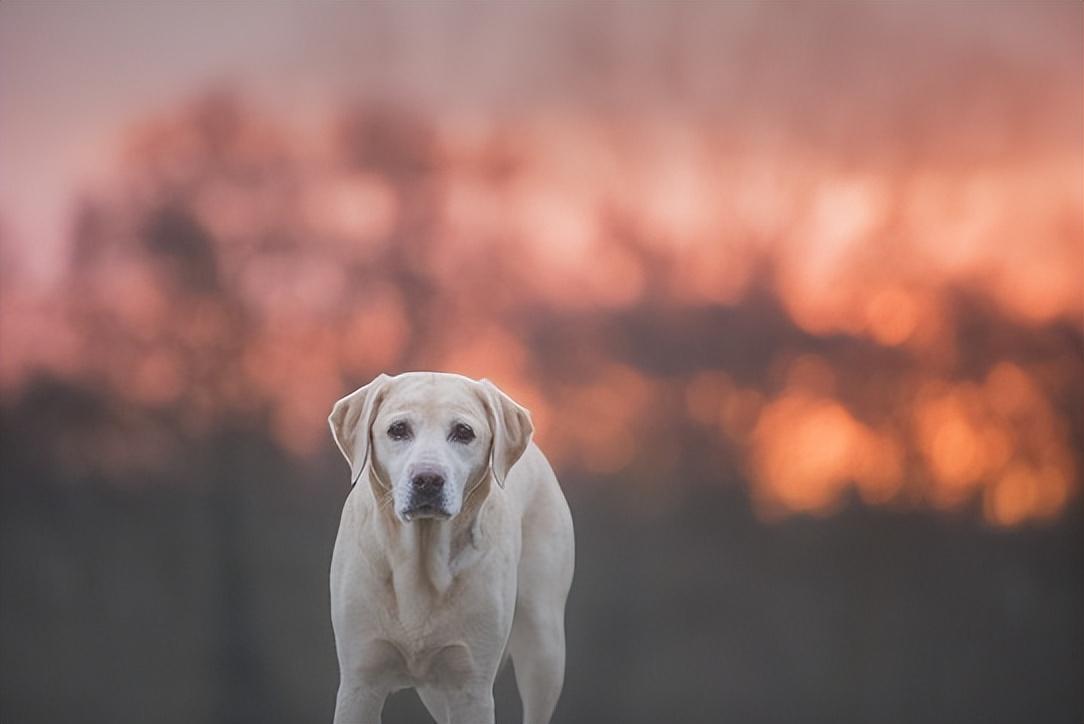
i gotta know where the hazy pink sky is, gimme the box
[1,2,1077,285]
[1,2,329,283]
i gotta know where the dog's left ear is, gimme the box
[479,379,534,488]
[329,373,391,486]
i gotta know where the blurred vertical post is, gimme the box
[211,428,264,724]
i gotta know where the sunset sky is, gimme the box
[3,2,1077,285]
[1,2,1080,525]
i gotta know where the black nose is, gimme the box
[411,472,445,492]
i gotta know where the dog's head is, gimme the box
[329,372,533,522]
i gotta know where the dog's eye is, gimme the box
[387,421,412,441]
[449,423,475,444]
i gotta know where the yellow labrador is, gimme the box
[328,372,575,724]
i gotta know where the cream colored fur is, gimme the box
[328,372,574,724]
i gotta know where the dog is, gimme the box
[328,372,575,724]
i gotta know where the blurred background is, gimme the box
[1,3,1081,723]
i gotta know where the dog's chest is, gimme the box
[361,637,475,689]
[368,579,498,687]
[363,556,510,683]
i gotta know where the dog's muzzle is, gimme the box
[401,470,451,521]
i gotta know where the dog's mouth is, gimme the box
[401,503,452,522]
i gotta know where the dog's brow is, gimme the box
[379,409,417,422]
[446,405,485,423]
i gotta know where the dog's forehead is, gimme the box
[380,373,487,421]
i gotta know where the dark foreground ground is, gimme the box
[2,434,1080,724]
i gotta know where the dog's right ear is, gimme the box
[329,373,391,486]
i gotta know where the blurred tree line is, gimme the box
[0,94,1081,723]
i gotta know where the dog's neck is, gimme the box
[370,469,493,599]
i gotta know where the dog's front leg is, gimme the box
[445,685,496,724]
[332,679,388,724]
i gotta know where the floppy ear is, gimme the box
[479,379,534,488]
[329,373,391,486]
